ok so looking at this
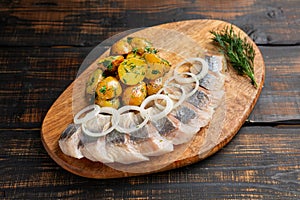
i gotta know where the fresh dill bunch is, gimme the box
[210,26,257,87]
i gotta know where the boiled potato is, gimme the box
[118,57,147,85]
[127,37,152,54]
[110,39,132,55]
[146,77,163,95]
[98,55,124,73]
[86,68,103,96]
[122,82,147,106]
[96,76,122,100]
[95,97,120,109]
[126,52,142,59]
[144,53,171,80]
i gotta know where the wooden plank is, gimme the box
[0,0,299,46]
[1,126,299,199]
[0,0,298,198]
[249,46,300,122]
[40,19,265,178]
[0,46,90,128]
[1,45,299,128]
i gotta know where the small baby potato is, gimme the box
[146,77,163,95]
[86,68,103,97]
[118,57,147,85]
[95,97,120,109]
[98,55,124,73]
[122,82,147,106]
[126,52,142,59]
[96,76,122,100]
[128,37,152,54]
[144,53,171,80]
[110,39,132,55]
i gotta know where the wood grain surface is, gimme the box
[0,0,299,198]
[41,19,265,178]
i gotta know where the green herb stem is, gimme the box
[210,26,257,88]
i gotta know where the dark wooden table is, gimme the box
[1,0,299,199]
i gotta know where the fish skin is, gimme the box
[199,56,226,91]
[104,114,150,164]
[106,130,149,164]
[174,105,196,124]
[153,55,226,145]
[129,115,174,156]
[133,128,174,156]
[58,124,84,159]
[186,89,210,110]
[151,116,178,137]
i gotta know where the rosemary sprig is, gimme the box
[210,26,257,88]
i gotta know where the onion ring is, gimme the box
[178,72,199,98]
[140,94,173,121]
[155,83,186,109]
[82,107,120,137]
[75,57,206,136]
[116,105,150,133]
[174,57,208,81]
[73,104,100,124]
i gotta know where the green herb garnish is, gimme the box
[132,47,138,55]
[161,58,170,65]
[145,46,158,54]
[101,60,113,70]
[151,70,160,75]
[102,72,107,78]
[99,86,107,94]
[210,26,257,87]
[129,63,136,70]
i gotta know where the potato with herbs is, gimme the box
[144,53,171,80]
[96,76,122,100]
[95,97,120,109]
[127,37,152,54]
[86,68,104,100]
[122,82,147,106]
[98,56,124,73]
[110,39,132,55]
[118,57,147,85]
[126,52,142,59]
[147,77,163,95]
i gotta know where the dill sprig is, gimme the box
[210,26,257,88]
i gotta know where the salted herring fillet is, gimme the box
[58,124,84,159]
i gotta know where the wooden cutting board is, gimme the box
[41,19,265,179]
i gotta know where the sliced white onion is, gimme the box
[174,57,209,81]
[74,104,100,125]
[164,75,183,85]
[178,72,199,98]
[116,105,150,133]
[155,83,186,109]
[140,94,173,121]
[82,107,120,137]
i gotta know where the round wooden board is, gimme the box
[41,19,265,179]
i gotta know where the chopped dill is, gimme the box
[99,86,106,94]
[151,70,160,75]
